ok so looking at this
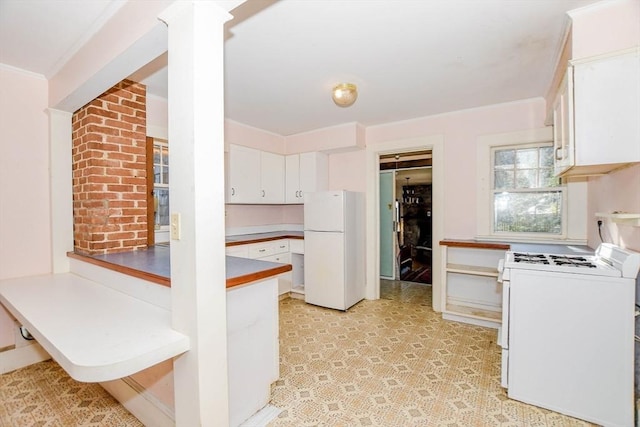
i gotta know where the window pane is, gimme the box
[539,146,554,168]
[516,169,537,188]
[154,165,161,184]
[539,168,558,188]
[494,170,513,190]
[162,147,169,166]
[163,166,169,185]
[153,146,161,164]
[494,191,562,234]
[516,148,537,168]
[155,188,170,227]
[494,149,514,170]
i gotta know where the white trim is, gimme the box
[476,127,588,243]
[101,377,175,427]
[48,109,74,274]
[366,135,445,312]
[0,62,46,80]
[0,342,50,374]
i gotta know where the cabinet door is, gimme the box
[260,151,284,203]
[227,145,261,203]
[285,154,301,204]
[552,68,574,176]
[573,50,640,166]
[298,152,328,203]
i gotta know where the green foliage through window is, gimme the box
[492,144,562,234]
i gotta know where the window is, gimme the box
[492,143,563,235]
[153,140,170,230]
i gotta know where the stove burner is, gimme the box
[513,253,549,264]
[549,255,588,262]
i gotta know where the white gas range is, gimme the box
[498,243,640,427]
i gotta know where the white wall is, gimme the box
[0,67,51,348]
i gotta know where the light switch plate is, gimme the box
[170,213,181,240]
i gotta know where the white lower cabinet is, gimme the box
[227,276,278,427]
[226,238,304,296]
[440,243,506,328]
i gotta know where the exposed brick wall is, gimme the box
[72,79,147,255]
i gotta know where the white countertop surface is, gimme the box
[0,273,190,382]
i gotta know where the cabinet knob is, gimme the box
[555,147,565,160]
[262,190,265,197]
[231,187,235,196]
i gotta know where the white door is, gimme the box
[379,171,395,278]
[304,231,345,310]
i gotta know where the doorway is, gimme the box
[379,152,432,285]
[364,134,444,310]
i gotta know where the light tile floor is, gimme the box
[0,280,594,426]
[268,280,593,426]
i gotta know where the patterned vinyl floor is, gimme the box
[0,280,593,426]
[268,280,593,427]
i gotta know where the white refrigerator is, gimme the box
[304,190,365,310]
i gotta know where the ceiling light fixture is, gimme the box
[332,83,358,107]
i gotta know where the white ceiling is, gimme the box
[0,0,600,136]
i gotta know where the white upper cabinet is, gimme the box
[227,144,261,203]
[227,144,284,204]
[260,150,285,204]
[285,152,328,204]
[554,48,640,177]
[552,67,574,176]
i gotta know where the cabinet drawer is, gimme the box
[248,244,275,258]
[247,240,289,258]
[259,253,291,264]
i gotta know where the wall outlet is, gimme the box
[170,213,181,240]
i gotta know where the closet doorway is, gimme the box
[379,151,432,285]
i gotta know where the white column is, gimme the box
[159,2,232,426]
[48,109,73,273]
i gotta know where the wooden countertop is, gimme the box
[225,231,303,247]
[439,239,511,250]
[439,239,592,255]
[69,244,292,289]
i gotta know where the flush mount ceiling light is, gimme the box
[332,83,358,107]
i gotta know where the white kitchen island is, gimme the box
[0,247,291,427]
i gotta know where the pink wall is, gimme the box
[570,0,639,60]
[329,150,367,192]
[226,119,285,153]
[571,0,640,251]
[0,67,52,347]
[365,98,547,239]
[587,165,640,251]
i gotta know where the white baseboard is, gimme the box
[100,377,175,427]
[0,342,50,374]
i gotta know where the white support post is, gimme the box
[159,2,232,426]
[48,109,73,273]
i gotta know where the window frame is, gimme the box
[489,142,567,238]
[153,139,170,231]
[475,127,587,243]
